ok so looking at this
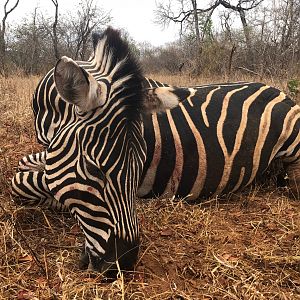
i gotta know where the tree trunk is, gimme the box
[52,0,59,60]
[0,16,7,74]
[1,0,20,75]
[191,0,200,45]
[191,0,202,74]
[238,8,254,69]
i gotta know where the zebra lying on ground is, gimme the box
[19,76,300,201]
[12,27,300,274]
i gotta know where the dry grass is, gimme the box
[0,74,300,299]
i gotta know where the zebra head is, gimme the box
[46,27,146,275]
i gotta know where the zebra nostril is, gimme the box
[78,247,119,279]
[80,237,140,276]
[79,249,89,270]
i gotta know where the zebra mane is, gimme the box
[91,27,144,120]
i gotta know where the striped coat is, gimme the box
[27,73,300,199]
[139,82,300,199]
[23,80,300,200]
[13,28,147,274]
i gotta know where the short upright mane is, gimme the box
[91,27,144,120]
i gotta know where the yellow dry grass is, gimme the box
[0,74,300,299]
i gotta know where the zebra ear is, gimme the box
[54,56,105,112]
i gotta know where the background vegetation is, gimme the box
[0,0,300,85]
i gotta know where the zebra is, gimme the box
[22,77,300,200]
[12,27,149,274]
[12,32,300,273]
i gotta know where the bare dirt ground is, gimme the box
[0,75,300,299]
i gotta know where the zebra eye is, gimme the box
[83,156,107,187]
[86,161,107,185]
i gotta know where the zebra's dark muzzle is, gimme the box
[79,238,140,277]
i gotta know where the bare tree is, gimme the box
[0,0,20,74]
[51,0,59,59]
[156,0,219,39]
[155,0,265,69]
[219,1,264,68]
[220,11,234,42]
[70,0,111,60]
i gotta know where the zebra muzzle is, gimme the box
[79,237,140,277]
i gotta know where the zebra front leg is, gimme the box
[18,151,46,172]
[286,160,300,199]
[11,170,68,212]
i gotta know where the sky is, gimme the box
[2,0,180,46]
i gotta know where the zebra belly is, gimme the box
[138,115,252,200]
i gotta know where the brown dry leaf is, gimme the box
[18,255,33,263]
[222,253,238,262]
[266,222,277,230]
[82,277,97,283]
[139,214,145,227]
[51,279,62,294]
[133,266,145,283]
[64,235,76,246]
[213,252,239,269]
[35,277,47,289]
[70,224,81,234]
[17,290,33,300]
[285,233,299,242]
[160,229,173,237]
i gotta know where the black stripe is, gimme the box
[43,75,56,140]
[222,85,264,155]
[140,114,156,183]
[193,87,225,196]
[150,113,176,196]
[171,105,199,196]
[148,78,158,88]
[172,88,191,100]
